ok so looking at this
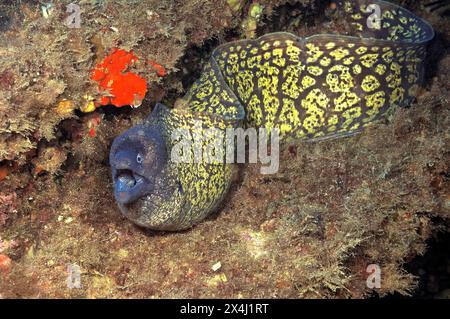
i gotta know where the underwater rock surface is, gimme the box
[0,0,448,298]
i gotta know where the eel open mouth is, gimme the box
[114,169,147,204]
[115,169,141,189]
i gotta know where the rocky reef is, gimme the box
[0,0,448,298]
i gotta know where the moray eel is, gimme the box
[110,0,434,231]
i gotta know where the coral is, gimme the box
[0,192,17,226]
[148,60,167,77]
[0,165,9,181]
[55,100,77,117]
[0,254,12,278]
[241,3,265,38]
[32,146,67,175]
[0,0,237,163]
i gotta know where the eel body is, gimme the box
[110,0,434,230]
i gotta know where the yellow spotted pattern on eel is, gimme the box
[183,0,431,141]
[144,0,434,230]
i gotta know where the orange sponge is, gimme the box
[91,48,147,108]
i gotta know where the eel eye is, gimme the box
[136,153,143,164]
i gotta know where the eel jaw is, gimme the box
[113,168,149,205]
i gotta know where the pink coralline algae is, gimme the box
[0,192,17,226]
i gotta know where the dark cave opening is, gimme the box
[407,229,450,298]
